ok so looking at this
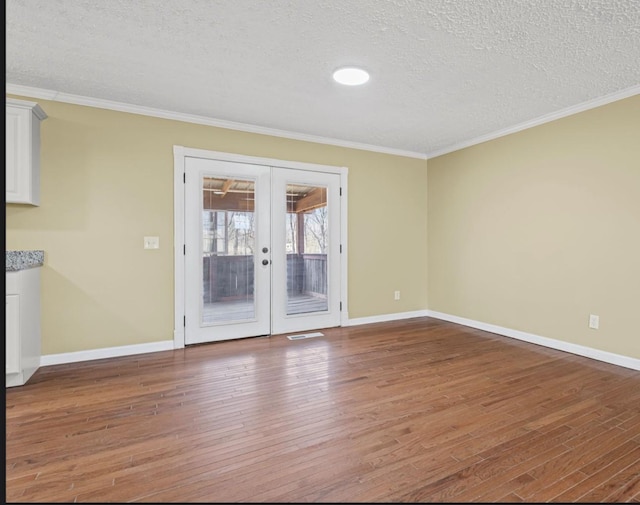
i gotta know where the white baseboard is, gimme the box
[346,310,430,327]
[40,340,175,367]
[39,311,639,372]
[40,311,427,367]
[426,310,640,371]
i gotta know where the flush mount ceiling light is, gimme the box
[332,67,370,86]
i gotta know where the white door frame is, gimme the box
[173,145,349,349]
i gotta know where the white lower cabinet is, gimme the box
[6,294,21,374]
[6,268,41,387]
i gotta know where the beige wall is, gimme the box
[9,91,637,361]
[428,95,640,358]
[6,95,429,355]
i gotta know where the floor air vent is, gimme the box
[287,332,324,340]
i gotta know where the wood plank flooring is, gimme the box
[6,317,640,503]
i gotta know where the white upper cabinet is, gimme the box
[6,98,47,205]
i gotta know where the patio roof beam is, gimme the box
[203,191,255,212]
[220,179,234,197]
[293,187,327,213]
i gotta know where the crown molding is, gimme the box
[8,82,638,162]
[426,84,640,159]
[6,83,428,160]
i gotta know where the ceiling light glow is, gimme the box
[332,67,369,86]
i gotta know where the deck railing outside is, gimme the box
[203,253,327,302]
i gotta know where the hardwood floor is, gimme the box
[6,317,640,503]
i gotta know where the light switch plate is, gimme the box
[144,236,160,249]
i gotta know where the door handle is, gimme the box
[262,259,270,266]
[262,247,269,253]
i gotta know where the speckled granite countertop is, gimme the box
[6,250,45,271]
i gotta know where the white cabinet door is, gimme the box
[6,295,21,374]
[6,268,42,387]
[6,110,22,198]
[5,99,47,205]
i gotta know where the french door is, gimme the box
[183,156,342,345]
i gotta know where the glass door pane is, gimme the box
[185,157,270,345]
[184,156,341,344]
[285,184,329,315]
[271,167,341,335]
[201,176,257,324]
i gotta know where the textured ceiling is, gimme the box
[6,0,640,157]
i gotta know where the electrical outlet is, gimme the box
[394,291,400,301]
[589,314,599,330]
